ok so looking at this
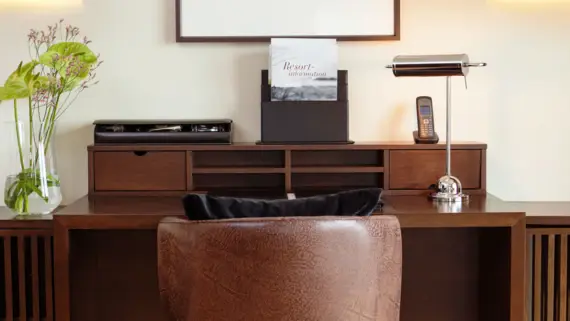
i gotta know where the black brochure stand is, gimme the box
[256,70,352,145]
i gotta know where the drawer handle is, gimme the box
[133,151,148,156]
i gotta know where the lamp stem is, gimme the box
[446,76,451,176]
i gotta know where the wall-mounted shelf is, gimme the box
[88,142,486,197]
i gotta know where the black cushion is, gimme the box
[182,188,383,220]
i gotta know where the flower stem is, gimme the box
[33,92,60,168]
[43,93,60,155]
[13,99,29,214]
[13,100,25,171]
[28,97,33,169]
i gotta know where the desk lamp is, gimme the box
[385,54,486,203]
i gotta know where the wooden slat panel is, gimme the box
[529,229,570,321]
[534,235,543,321]
[3,238,12,321]
[31,236,40,321]
[548,235,555,321]
[44,237,53,321]
[285,150,292,192]
[17,236,26,321]
[0,230,54,321]
[559,234,567,321]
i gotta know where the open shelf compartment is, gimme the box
[192,150,285,173]
[291,150,383,173]
[292,172,383,197]
[192,173,285,192]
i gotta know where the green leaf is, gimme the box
[21,60,39,75]
[43,42,97,63]
[16,169,60,188]
[0,87,7,100]
[6,61,39,83]
[39,42,97,81]
[34,76,50,90]
[2,77,30,99]
[6,181,25,212]
[46,173,61,186]
[4,180,19,208]
[15,195,24,212]
[24,182,47,201]
[61,77,82,91]
[1,61,41,99]
[16,61,22,74]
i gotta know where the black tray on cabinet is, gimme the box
[93,119,233,144]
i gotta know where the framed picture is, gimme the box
[175,0,400,42]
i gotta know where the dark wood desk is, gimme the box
[3,141,570,321]
[4,195,570,321]
[50,194,526,321]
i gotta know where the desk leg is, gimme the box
[511,220,526,321]
[54,219,70,321]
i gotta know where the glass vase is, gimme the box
[3,121,62,215]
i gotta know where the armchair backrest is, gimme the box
[157,216,402,321]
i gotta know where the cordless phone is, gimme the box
[413,96,439,144]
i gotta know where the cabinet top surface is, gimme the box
[87,141,487,151]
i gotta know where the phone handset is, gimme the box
[413,96,439,144]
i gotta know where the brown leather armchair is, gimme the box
[157,216,402,321]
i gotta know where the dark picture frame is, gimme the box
[175,0,400,43]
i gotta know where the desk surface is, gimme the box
[1,194,569,227]
[51,194,528,228]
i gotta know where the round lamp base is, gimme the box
[429,192,470,203]
[429,175,470,203]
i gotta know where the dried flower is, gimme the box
[18,19,103,126]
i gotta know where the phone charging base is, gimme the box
[413,131,439,144]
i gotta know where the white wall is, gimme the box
[0,0,569,204]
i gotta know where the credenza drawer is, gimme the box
[389,150,481,190]
[93,151,186,191]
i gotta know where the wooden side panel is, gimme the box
[388,150,482,190]
[401,228,480,321]
[69,230,167,321]
[0,229,54,321]
[528,229,570,321]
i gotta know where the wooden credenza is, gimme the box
[87,142,487,196]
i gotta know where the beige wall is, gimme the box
[0,0,569,204]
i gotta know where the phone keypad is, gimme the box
[420,118,433,135]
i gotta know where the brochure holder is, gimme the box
[257,70,352,145]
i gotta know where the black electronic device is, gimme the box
[93,119,233,144]
[413,96,439,144]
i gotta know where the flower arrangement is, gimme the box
[0,20,102,214]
